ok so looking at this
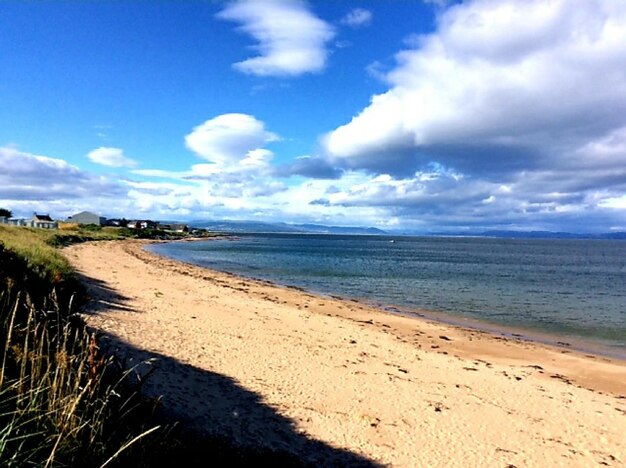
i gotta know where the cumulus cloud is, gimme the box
[341,8,372,28]
[135,114,286,201]
[324,0,626,180]
[316,0,626,231]
[87,147,137,168]
[0,145,282,220]
[185,113,279,164]
[133,167,287,200]
[217,0,335,76]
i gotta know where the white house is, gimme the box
[127,220,157,230]
[30,213,57,229]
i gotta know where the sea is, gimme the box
[147,234,626,358]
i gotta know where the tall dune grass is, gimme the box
[0,227,161,466]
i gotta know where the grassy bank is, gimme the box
[0,224,200,281]
[0,225,164,466]
[0,227,77,282]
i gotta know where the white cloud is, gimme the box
[311,0,626,226]
[134,114,286,202]
[217,0,335,76]
[3,143,623,232]
[184,113,279,164]
[341,8,372,28]
[324,0,626,179]
[87,147,137,168]
[600,195,626,209]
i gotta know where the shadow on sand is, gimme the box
[80,272,381,467]
[77,272,137,314]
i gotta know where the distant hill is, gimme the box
[186,221,625,239]
[188,220,387,235]
[291,223,387,235]
[188,220,300,233]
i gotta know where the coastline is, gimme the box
[141,239,626,395]
[66,240,626,466]
[374,302,626,362]
[146,236,626,362]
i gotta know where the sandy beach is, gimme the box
[65,240,626,466]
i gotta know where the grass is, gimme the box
[0,226,75,282]
[0,224,197,281]
[0,226,165,466]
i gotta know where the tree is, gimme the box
[0,208,12,218]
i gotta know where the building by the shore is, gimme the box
[66,211,106,226]
[0,213,58,229]
[157,223,189,233]
[0,217,27,227]
[30,213,58,229]
[127,220,158,230]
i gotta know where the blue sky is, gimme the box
[1,0,626,232]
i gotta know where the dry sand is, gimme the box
[65,240,626,466]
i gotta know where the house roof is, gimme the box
[33,214,53,222]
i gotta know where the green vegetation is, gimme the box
[0,208,12,218]
[0,226,73,283]
[0,225,127,282]
[0,225,165,466]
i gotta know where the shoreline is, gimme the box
[139,240,626,396]
[146,238,626,363]
[65,240,626,466]
[375,302,626,362]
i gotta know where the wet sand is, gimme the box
[66,240,626,466]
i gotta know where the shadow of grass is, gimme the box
[76,272,138,314]
[74,265,381,466]
[96,332,381,467]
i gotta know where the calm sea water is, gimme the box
[148,234,626,356]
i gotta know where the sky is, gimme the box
[1,0,626,233]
